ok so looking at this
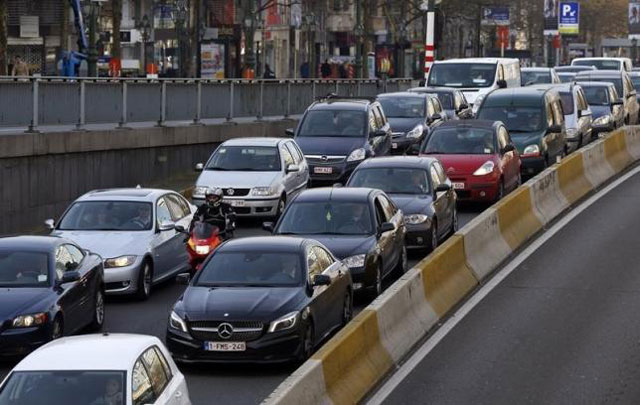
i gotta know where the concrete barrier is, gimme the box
[264,126,640,405]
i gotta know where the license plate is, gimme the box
[314,166,333,174]
[225,200,245,207]
[204,341,246,352]
[392,143,398,149]
[452,182,465,190]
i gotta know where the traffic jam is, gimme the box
[1,56,638,404]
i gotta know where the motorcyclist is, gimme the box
[190,188,235,237]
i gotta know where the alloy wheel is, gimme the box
[95,291,105,326]
[51,318,63,340]
[143,265,152,296]
[342,292,353,325]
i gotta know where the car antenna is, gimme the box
[136,184,142,189]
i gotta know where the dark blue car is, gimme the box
[0,236,105,357]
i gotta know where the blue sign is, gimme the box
[559,2,580,34]
[481,6,510,26]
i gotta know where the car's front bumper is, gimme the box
[405,222,432,249]
[0,324,51,357]
[390,136,419,154]
[308,160,362,184]
[521,156,548,176]
[448,174,500,202]
[103,260,142,295]
[192,196,280,217]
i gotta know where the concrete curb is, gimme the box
[263,126,640,405]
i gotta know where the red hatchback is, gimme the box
[420,120,521,202]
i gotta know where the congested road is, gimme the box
[370,165,640,404]
[0,211,481,404]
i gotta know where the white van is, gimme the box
[571,57,632,72]
[425,58,521,113]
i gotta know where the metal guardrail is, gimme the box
[0,77,415,131]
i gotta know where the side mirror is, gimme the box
[457,103,469,112]
[578,110,591,118]
[501,144,516,154]
[175,224,187,234]
[418,79,426,87]
[195,163,204,172]
[45,219,55,230]
[379,222,395,234]
[435,183,451,192]
[611,99,624,106]
[372,129,387,138]
[262,222,275,233]
[286,164,300,173]
[285,128,295,137]
[312,274,331,287]
[547,124,562,133]
[158,220,176,232]
[176,273,191,285]
[60,270,81,284]
[497,79,507,89]
[430,113,442,122]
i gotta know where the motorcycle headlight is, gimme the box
[268,311,299,333]
[406,125,424,139]
[347,148,366,162]
[593,115,611,126]
[473,161,495,176]
[12,313,47,328]
[343,254,366,268]
[404,214,429,224]
[195,245,211,255]
[252,186,276,196]
[104,255,136,268]
[169,311,188,333]
[522,144,541,157]
[193,186,209,198]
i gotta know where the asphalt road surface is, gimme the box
[0,210,481,404]
[378,169,640,404]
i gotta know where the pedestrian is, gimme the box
[11,55,29,76]
[263,63,275,79]
[338,62,347,79]
[321,59,331,79]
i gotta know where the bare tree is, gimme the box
[112,0,123,64]
[0,0,7,75]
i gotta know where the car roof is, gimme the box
[409,87,457,94]
[482,87,556,107]
[521,67,553,72]
[575,70,624,79]
[575,81,614,88]
[377,92,428,99]
[354,156,438,170]
[530,83,573,92]
[629,71,640,77]
[13,334,160,371]
[433,57,518,65]
[310,100,370,111]
[437,120,500,130]
[75,188,177,202]
[0,236,64,251]
[294,187,377,203]
[219,236,309,253]
[222,137,286,147]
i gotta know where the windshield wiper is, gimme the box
[277,231,301,235]
[205,167,230,171]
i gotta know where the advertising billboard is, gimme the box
[544,0,559,35]
[630,0,640,39]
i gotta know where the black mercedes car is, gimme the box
[376,92,446,155]
[0,236,105,357]
[167,237,352,363]
[346,157,457,252]
[266,187,407,297]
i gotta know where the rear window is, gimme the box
[573,60,621,70]
[579,78,623,97]
[559,92,575,115]
[521,71,552,86]
[583,87,610,106]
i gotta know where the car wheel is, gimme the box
[275,194,286,219]
[370,263,383,299]
[135,261,152,301]
[298,321,315,362]
[89,289,105,331]
[428,220,438,253]
[495,181,505,202]
[394,245,408,277]
[451,209,459,235]
[342,291,353,326]
[51,316,63,340]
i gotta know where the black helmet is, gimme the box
[205,188,223,207]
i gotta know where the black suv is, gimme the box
[288,95,392,184]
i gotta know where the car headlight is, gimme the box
[522,144,541,157]
[593,115,611,126]
[268,311,299,333]
[406,125,424,139]
[404,214,429,224]
[252,186,276,196]
[104,255,136,268]
[169,311,188,333]
[565,128,578,138]
[193,186,209,197]
[342,254,366,268]
[12,313,47,328]
[347,148,366,162]
[473,161,495,176]
[195,245,211,255]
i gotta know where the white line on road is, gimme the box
[367,164,640,405]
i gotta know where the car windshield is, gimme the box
[573,60,621,70]
[559,92,575,115]
[0,370,126,405]
[555,66,593,73]
[196,252,303,287]
[0,251,50,288]
[521,71,551,85]
[583,87,610,105]
[631,77,640,90]
[423,128,497,155]
[58,201,153,231]
[205,146,281,171]
[558,73,576,83]
[428,63,497,88]
[477,107,544,132]
[427,93,454,109]
[277,202,374,236]
[378,97,425,118]
[298,110,366,137]
[348,168,430,195]
[579,78,623,97]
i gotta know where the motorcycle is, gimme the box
[177,215,235,272]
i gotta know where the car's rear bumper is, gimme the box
[192,197,280,217]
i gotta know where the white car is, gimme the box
[0,334,191,405]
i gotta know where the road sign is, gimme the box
[497,26,509,47]
[481,6,510,26]
[559,2,580,35]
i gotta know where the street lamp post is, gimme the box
[244,16,256,76]
[135,15,151,76]
[174,0,188,77]
[354,0,364,79]
[83,0,101,77]
[302,14,316,78]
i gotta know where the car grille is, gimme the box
[305,155,346,165]
[189,320,265,342]
[222,188,250,197]
[392,132,406,138]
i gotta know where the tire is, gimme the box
[51,316,63,340]
[297,321,315,362]
[428,220,438,253]
[135,261,152,301]
[450,209,459,235]
[341,291,353,326]
[495,181,505,202]
[89,289,105,331]
[369,263,383,299]
[275,194,286,219]
[394,245,408,277]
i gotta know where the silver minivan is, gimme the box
[193,137,309,218]
[554,83,593,152]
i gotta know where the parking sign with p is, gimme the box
[558,1,579,35]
